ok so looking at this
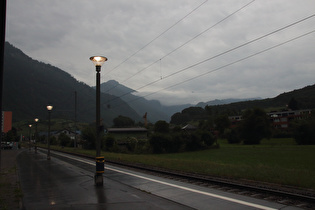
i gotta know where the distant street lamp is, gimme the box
[47,105,53,160]
[28,124,32,151]
[34,118,39,153]
[90,56,107,186]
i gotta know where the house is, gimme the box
[52,129,81,141]
[229,109,312,130]
[268,109,311,129]
[181,124,197,131]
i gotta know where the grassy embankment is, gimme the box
[45,138,315,190]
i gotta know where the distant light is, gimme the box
[35,118,39,122]
[90,56,108,67]
[29,124,32,128]
[47,105,53,111]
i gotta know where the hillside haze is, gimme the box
[100,80,192,122]
[3,42,314,126]
[3,42,141,125]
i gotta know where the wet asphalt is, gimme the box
[17,149,193,210]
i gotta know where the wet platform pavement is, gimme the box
[17,149,302,210]
[17,150,192,210]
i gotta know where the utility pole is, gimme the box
[74,91,77,148]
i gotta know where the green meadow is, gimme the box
[46,138,315,190]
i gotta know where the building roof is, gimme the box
[107,127,147,133]
[182,124,197,130]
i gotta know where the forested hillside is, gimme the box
[171,84,315,125]
[3,42,141,125]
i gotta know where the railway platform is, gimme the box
[17,150,192,210]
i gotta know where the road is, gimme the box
[17,149,302,210]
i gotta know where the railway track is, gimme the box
[44,148,315,209]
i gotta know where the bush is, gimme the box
[59,133,71,147]
[197,130,215,146]
[149,133,171,153]
[50,136,57,145]
[239,108,272,145]
[134,139,149,154]
[184,133,204,151]
[169,133,185,153]
[81,126,96,149]
[104,135,115,151]
[225,128,242,144]
[154,120,170,133]
[293,120,315,145]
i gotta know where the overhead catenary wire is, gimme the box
[112,29,315,109]
[118,0,256,84]
[104,0,256,93]
[106,0,209,75]
[104,13,315,105]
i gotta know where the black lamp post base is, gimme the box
[94,173,103,186]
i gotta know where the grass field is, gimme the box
[46,138,315,190]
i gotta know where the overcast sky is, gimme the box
[5,0,315,105]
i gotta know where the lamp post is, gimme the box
[47,105,53,160]
[34,118,39,153]
[90,56,107,186]
[28,124,32,151]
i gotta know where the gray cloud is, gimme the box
[6,0,315,106]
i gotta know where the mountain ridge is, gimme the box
[3,42,314,125]
[3,42,141,125]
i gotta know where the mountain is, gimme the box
[4,42,314,126]
[170,85,315,124]
[210,84,315,114]
[196,98,261,107]
[3,42,141,125]
[100,80,192,123]
[100,79,315,123]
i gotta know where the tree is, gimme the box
[154,120,169,133]
[239,108,272,145]
[81,126,96,149]
[170,112,190,125]
[214,115,230,136]
[59,132,71,147]
[104,135,115,151]
[4,127,18,142]
[288,97,299,110]
[149,133,171,153]
[293,111,315,145]
[225,128,242,144]
[113,115,135,127]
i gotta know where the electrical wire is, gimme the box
[120,0,256,84]
[106,13,315,104]
[104,0,256,93]
[106,0,208,75]
[112,29,315,108]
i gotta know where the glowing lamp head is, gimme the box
[90,56,108,67]
[47,105,53,111]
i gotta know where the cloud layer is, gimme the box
[6,0,315,105]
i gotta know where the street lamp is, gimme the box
[34,118,39,153]
[90,56,107,186]
[28,124,32,151]
[47,105,53,160]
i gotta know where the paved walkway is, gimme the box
[0,149,23,209]
[17,149,193,210]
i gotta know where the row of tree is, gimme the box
[3,106,314,153]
